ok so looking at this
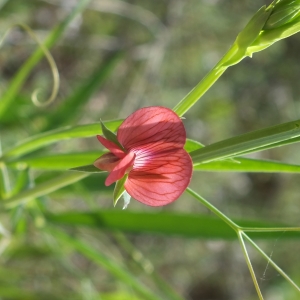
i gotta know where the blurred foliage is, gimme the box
[0,0,300,299]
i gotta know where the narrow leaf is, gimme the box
[194,157,300,173]
[184,139,203,152]
[3,172,90,208]
[1,120,122,160]
[190,119,300,164]
[46,211,300,240]
[8,151,102,170]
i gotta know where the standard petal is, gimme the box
[97,135,126,159]
[125,149,192,206]
[94,153,120,172]
[105,152,136,186]
[117,107,186,153]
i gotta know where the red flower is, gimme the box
[94,106,193,206]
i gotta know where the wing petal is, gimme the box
[94,153,120,172]
[125,149,192,206]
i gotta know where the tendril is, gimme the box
[0,23,59,107]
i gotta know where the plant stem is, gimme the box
[242,232,300,293]
[242,227,300,232]
[0,139,10,199]
[186,187,239,231]
[237,231,264,300]
[173,43,239,117]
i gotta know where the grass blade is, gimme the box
[7,152,102,170]
[8,151,300,174]
[190,119,300,163]
[46,210,300,240]
[194,157,300,173]
[3,172,90,208]
[1,120,122,160]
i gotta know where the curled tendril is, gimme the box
[0,23,59,107]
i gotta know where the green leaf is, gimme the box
[6,139,202,171]
[6,138,202,171]
[194,157,300,173]
[184,138,204,152]
[113,175,127,206]
[1,120,122,160]
[100,120,124,149]
[46,210,300,240]
[8,140,300,175]
[190,119,300,164]
[3,172,90,208]
[8,151,102,170]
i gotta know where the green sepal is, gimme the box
[264,5,300,30]
[235,5,271,50]
[70,164,103,173]
[100,119,124,150]
[113,174,128,207]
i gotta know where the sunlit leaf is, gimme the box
[46,210,300,240]
[194,157,300,173]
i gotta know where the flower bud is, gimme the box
[264,0,300,30]
[246,0,300,54]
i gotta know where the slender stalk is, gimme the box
[0,139,10,199]
[237,231,264,300]
[242,227,300,232]
[186,187,240,231]
[173,44,237,117]
[242,232,300,293]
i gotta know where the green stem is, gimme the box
[173,43,239,117]
[0,139,10,199]
[242,232,300,293]
[242,227,300,232]
[237,231,264,300]
[186,187,239,231]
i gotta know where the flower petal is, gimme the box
[97,135,126,159]
[105,152,136,186]
[94,153,120,172]
[117,107,186,153]
[125,149,192,206]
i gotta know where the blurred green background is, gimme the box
[0,0,300,299]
